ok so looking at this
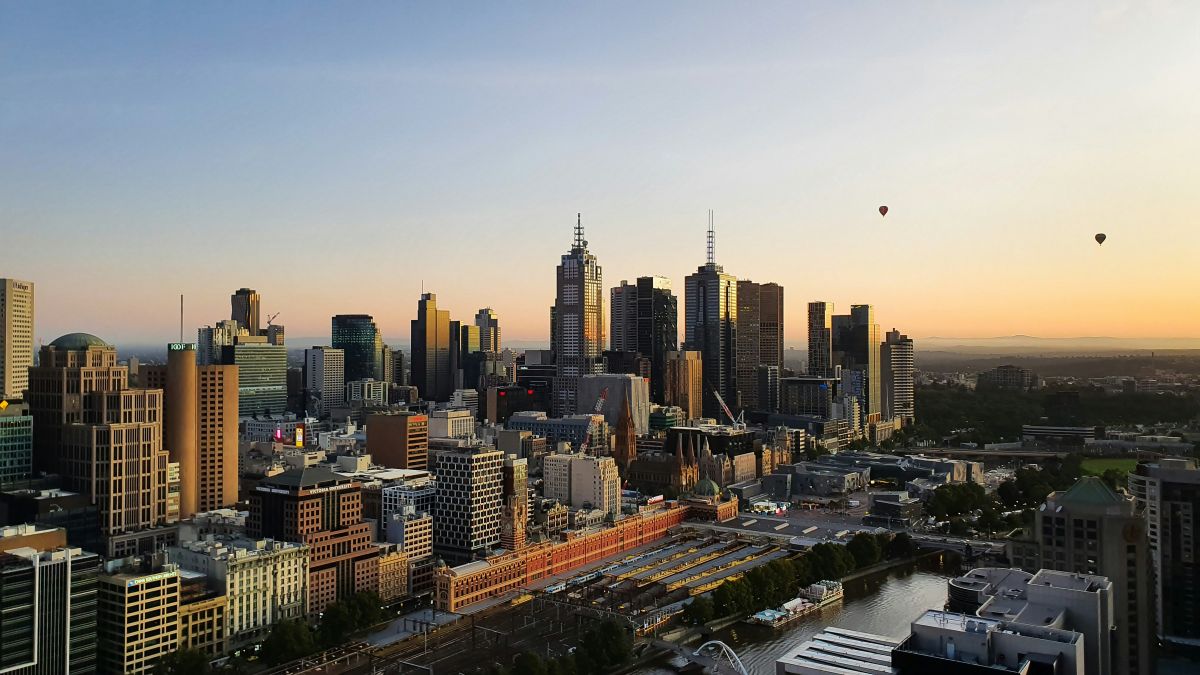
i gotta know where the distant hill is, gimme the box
[917,335,1200,352]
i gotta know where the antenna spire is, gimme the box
[574,212,585,250]
[706,209,716,265]
[180,294,184,342]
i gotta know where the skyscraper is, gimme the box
[332,314,384,383]
[684,216,737,420]
[734,280,783,411]
[610,280,638,353]
[635,276,677,403]
[475,307,501,353]
[881,328,915,423]
[665,350,703,421]
[28,333,174,556]
[431,445,503,564]
[807,301,834,377]
[197,319,245,366]
[220,335,285,418]
[551,215,605,416]
[367,411,429,470]
[0,401,32,485]
[0,278,34,401]
[305,346,345,417]
[410,293,453,402]
[1128,458,1200,651]
[832,304,882,420]
[230,288,261,335]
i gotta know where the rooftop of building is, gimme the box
[173,537,305,560]
[1054,476,1125,507]
[260,465,351,490]
[950,567,1033,594]
[775,627,900,674]
[48,332,111,350]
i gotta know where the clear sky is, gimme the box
[3,1,1198,347]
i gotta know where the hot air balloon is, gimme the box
[1095,233,1106,246]
[878,205,888,217]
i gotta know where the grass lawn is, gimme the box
[1081,457,1138,475]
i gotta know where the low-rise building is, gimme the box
[376,542,409,602]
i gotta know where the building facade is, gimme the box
[832,305,882,420]
[684,222,737,420]
[0,403,32,486]
[880,329,915,423]
[734,280,783,412]
[305,346,345,417]
[98,557,181,675]
[664,350,703,420]
[332,314,384,384]
[367,411,429,470]
[410,293,454,402]
[230,288,261,336]
[475,307,501,353]
[220,337,286,418]
[806,301,834,378]
[0,278,34,401]
[552,215,605,416]
[431,445,503,564]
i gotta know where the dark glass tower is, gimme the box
[332,314,384,384]
[684,214,737,420]
[410,293,453,402]
[636,276,677,403]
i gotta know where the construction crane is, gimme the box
[266,312,280,327]
[711,388,746,430]
[577,387,609,454]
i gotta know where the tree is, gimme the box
[319,602,355,647]
[885,532,918,559]
[846,532,882,569]
[513,651,548,675]
[154,648,211,675]
[262,620,317,665]
[348,591,386,628]
[682,595,715,625]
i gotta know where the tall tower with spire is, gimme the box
[613,396,637,473]
[684,211,738,419]
[551,214,605,416]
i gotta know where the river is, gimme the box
[632,555,956,675]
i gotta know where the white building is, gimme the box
[168,538,308,648]
[346,378,387,406]
[579,373,650,436]
[430,408,475,439]
[304,346,345,416]
[0,278,34,400]
[543,452,620,516]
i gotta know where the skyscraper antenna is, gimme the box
[180,294,184,342]
[706,209,716,265]
[574,212,585,250]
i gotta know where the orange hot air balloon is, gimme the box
[878,205,888,217]
[1095,233,1106,246]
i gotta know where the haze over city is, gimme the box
[4,1,1199,345]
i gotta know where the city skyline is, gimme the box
[5,2,1200,345]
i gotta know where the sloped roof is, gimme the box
[261,465,348,489]
[1058,476,1123,506]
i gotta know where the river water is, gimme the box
[633,556,955,675]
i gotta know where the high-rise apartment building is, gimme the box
[220,335,285,418]
[332,314,384,383]
[552,215,605,416]
[610,277,677,403]
[305,346,345,417]
[807,301,834,377]
[684,220,737,420]
[411,293,453,402]
[881,329,915,423]
[28,334,175,556]
[664,351,703,420]
[1020,477,1155,675]
[142,344,239,518]
[0,278,34,401]
[610,280,638,353]
[367,411,429,470]
[832,305,882,420]
[0,525,99,675]
[1128,458,1200,651]
[735,280,783,411]
[230,288,261,336]
[475,307,501,353]
[431,445,502,564]
[248,466,379,614]
[543,452,620,516]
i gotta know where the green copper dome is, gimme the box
[694,479,721,498]
[49,333,111,350]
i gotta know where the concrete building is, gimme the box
[735,280,783,411]
[430,408,475,439]
[881,329,915,423]
[28,334,175,556]
[501,455,528,551]
[684,218,738,419]
[367,411,429,470]
[505,411,607,449]
[485,384,550,424]
[977,364,1038,391]
[893,608,1085,675]
[544,452,620,516]
[780,377,837,419]
[552,215,605,416]
[0,526,100,675]
[410,294,454,402]
[197,319,246,366]
[664,350,703,421]
[431,445,502,564]
[141,343,240,519]
[332,314,385,384]
[248,466,379,614]
[305,346,345,417]
[230,288,261,336]
[579,372,650,436]
[610,279,638,353]
[806,301,834,378]
[98,556,182,675]
[609,277,677,403]
[168,537,308,648]
[775,627,901,675]
[0,278,34,401]
[0,401,32,485]
[1128,458,1200,651]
